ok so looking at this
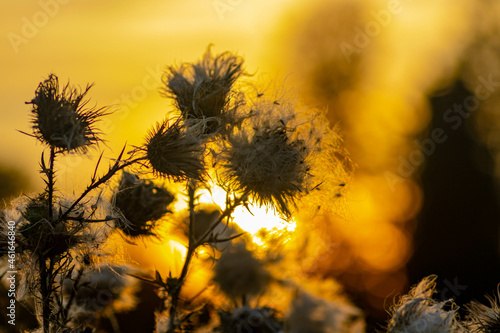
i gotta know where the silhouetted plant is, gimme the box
[0,47,399,333]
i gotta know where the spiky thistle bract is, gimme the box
[218,100,324,218]
[466,292,500,333]
[386,276,464,333]
[139,118,207,182]
[25,74,108,153]
[112,171,174,237]
[162,46,246,134]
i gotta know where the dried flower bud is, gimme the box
[217,306,283,333]
[286,290,364,333]
[141,119,206,182]
[162,46,245,134]
[62,264,138,314]
[19,194,82,258]
[386,276,464,333]
[25,74,108,153]
[465,293,500,333]
[219,100,318,217]
[213,243,271,303]
[113,172,174,237]
[7,194,112,261]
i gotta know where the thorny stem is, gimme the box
[167,183,196,332]
[193,191,249,249]
[47,146,56,220]
[39,147,143,331]
[39,257,53,333]
[59,149,145,222]
[166,189,249,333]
[41,146,56,333]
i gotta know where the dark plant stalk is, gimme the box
[47,146,55,219]
[167,183,196,332]
[40,146,56,333]
[192,191,249,249]
[39,257,52,333]
[166,189,249,332]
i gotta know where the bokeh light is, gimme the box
[3,0,500,329]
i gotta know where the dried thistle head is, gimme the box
[18,194,83,258]
[217,306,283,333]
[62,264,139,328]
[218,100,320,217]
[213,243,271,303]
[386,276,464,333]
[9,194,112,261]
[178,205,221,243]
[140,118,206,182]
[465,292,500,333]
[286,290,364,333]
[162,46,246,134]
[25,74,108,153]
[112,172,174,237]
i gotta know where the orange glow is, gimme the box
[3,0,494,325]
[197,186,296,245]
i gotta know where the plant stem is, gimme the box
[40,146,55,333]
[59,149,145,222]
[47,146,55,219]
[167,183,196,332]
[39,257,51,333]
[166,190,249,332]
[193,192,249,249]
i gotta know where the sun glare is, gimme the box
[173,185,296,245]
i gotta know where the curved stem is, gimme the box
[166,190,249,332]
[167,183,196,332]
[59,148,145,222]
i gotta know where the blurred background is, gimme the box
[1,0,500,330]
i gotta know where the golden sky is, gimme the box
[1,0,291,189]
[1,0,492,317]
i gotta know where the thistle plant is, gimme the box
[465,291,500,332]
[0,74,151,333]
[162,45,246,135]
[1,47,352,333]
[385,276,464,333]
[127,48,351,332]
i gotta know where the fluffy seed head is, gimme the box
[19,194,83,258]
[162,46,245,134]
[386,276,464,333]
[62,264,138,315]
[213,243,271,302]
[219,100,320,217]
[26,74,108,153]
[465,292,500,333]
[8,194,112,261]
[112,171,174,237]
[218,306,283,333]
[286,290,364,333]
[142,119,206,182]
